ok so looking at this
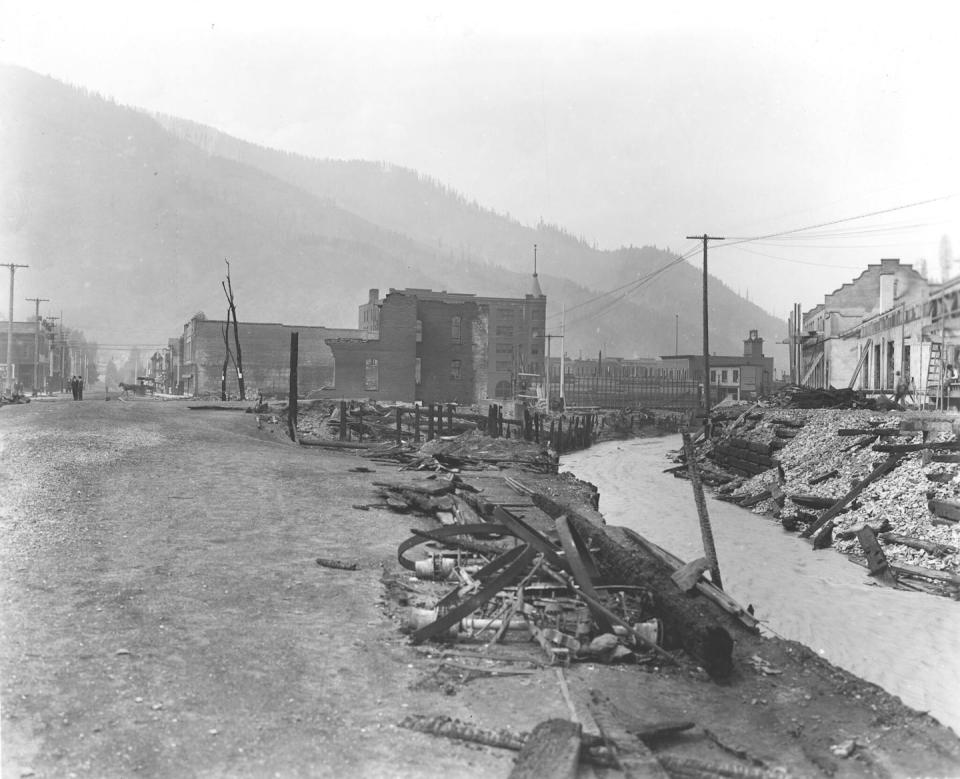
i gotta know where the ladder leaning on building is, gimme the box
[924,341,943,411]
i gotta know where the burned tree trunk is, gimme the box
[220,309,233,402]
[222,260,246,400]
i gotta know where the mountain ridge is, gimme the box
[2,65,786,368]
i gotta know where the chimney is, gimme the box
[368,289,379,304]
[879,273,895,312]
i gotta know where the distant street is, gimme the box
[0,397,521,778]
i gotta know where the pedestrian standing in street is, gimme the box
[70,375,78,400]
[78,375,84,400]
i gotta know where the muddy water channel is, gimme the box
[562,435,960,734]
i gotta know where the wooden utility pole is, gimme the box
[25,296,49,396]
[685,235,724,429]
[3,263,28,394]
[287,332,299,442]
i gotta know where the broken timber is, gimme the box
[789,494,838,510]
[928,499,960,523]
[801,454,903,539]
[879,532,958,557]
[856,526,898,587]
[508,719,581,779]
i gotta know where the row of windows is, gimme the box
[549,367,690,380]
[364,358,463,390]
[709,369,740,385]
[412,316,547,346]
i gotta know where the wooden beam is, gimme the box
[856,526,898,586]
[508,719,582,779]
[847,338,872,389]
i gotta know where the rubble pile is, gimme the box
[379,480,673,670]
[369,461,755,684]
[688,407,960,595]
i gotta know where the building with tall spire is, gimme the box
[326,275,547,404]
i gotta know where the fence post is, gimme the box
[287,332,298,442]
[414,405,421,443]
[396,406,403,445]
[447,403,453,434]
[339,400,347,441]
[428,403,435,440]
[557,417,563,454]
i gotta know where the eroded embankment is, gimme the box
[684,407,960,596]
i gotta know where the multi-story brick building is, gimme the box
[0,320,54,393]
[325,277,547,404]
[176,314,362,396]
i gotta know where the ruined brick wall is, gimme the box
[185,319,361,396]
[472,305,489,402]
[417,299,478,404]
[326,294,418,400]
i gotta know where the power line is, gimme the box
[717,194,955,251]
[734,245,865,269]
[546,246,700,322]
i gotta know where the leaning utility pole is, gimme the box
[685,235,724,430]
[3,263,28,394]
[25,297,49,396]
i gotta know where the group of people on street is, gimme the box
[70,375,84,400]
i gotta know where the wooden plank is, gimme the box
[837,427,901,436]
[856,526,898,586]
[671,557,710,592]
[879,532,957,556]
[738,489,771,508]
[808,469,838,485]
[931,455,960,464]
[789,493,838,510]
[928,499,960,521]
[888,561,960,585]
[555,515,614,634]
[508,719,582,779]
[588,691,671,779]
[848,338,871,389]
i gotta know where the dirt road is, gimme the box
[0,398,532,777]
[3,397,960,778]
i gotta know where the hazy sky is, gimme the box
[3,1,959,321]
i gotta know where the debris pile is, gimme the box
[374,461,760,688]
[680,407,960,596]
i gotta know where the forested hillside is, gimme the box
[2,66,786,366]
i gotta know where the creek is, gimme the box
[562,435,960,734]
